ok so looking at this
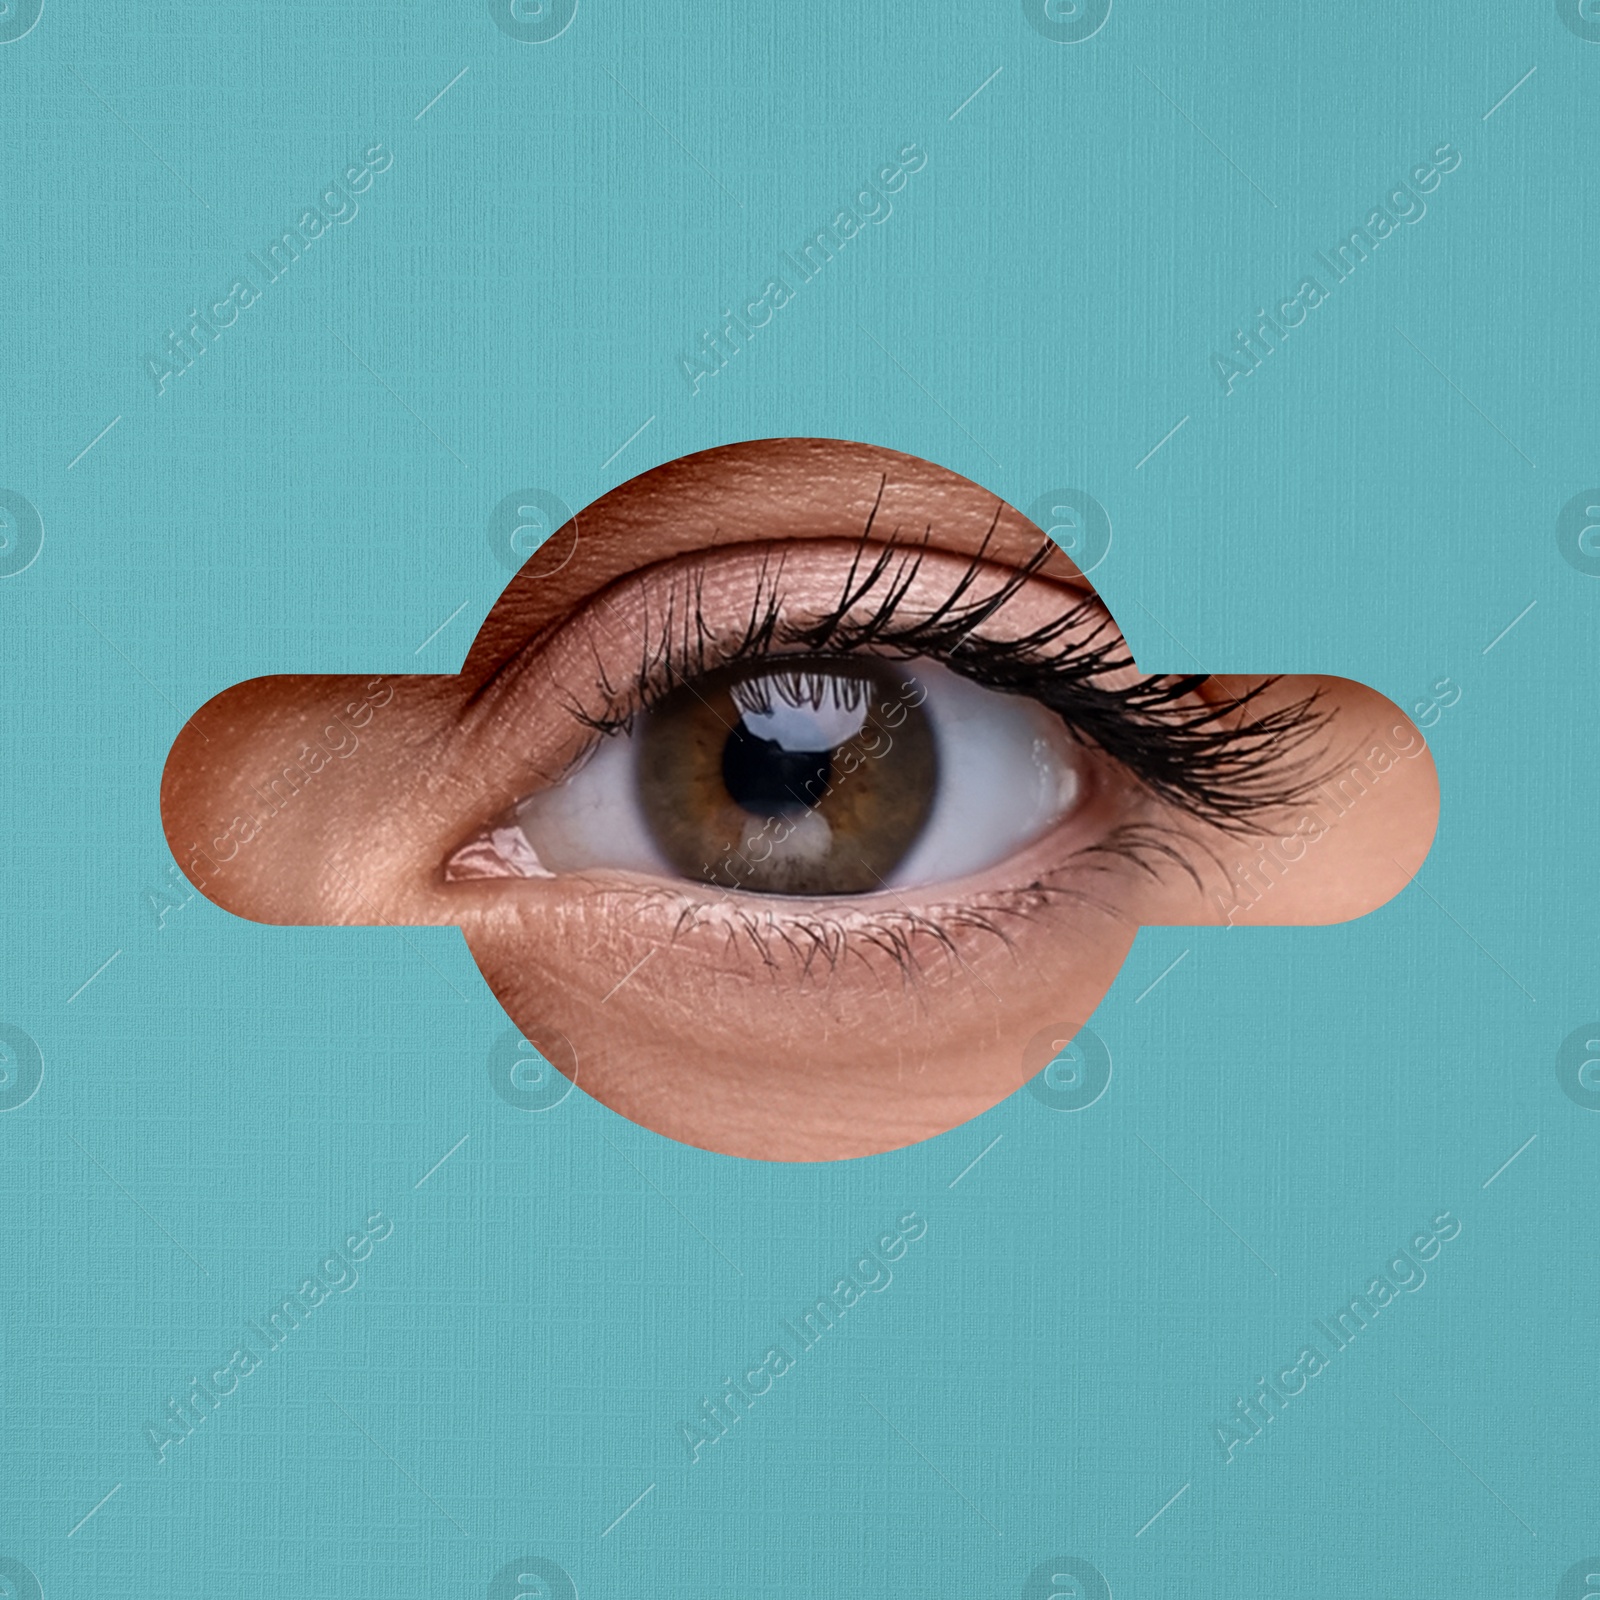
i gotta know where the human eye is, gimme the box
[443,538,1322,905]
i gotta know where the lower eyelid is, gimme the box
[449,815,1162,1009]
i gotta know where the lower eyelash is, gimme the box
[566,521,1334,834]
[578,878,1029,991]
[564,830,1165,992]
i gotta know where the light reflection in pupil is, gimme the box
[719,668,875,817]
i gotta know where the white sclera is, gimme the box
[515,729,670,875]
[882,658,1080,889]
[512,657,1084,889]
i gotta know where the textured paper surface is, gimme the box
[1,4,1595,1595]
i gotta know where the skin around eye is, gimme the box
[160,438,1440,1162]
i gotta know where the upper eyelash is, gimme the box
[561,503,1333,833]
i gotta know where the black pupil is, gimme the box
[721,725,830,816]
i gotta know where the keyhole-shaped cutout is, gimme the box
[162,439,1437,1161]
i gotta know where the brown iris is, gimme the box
[635,659,938,894]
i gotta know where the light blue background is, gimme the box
[2,4,1596,1595]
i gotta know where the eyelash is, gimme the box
[453,510,1342,982]
[563,516,1331,836]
